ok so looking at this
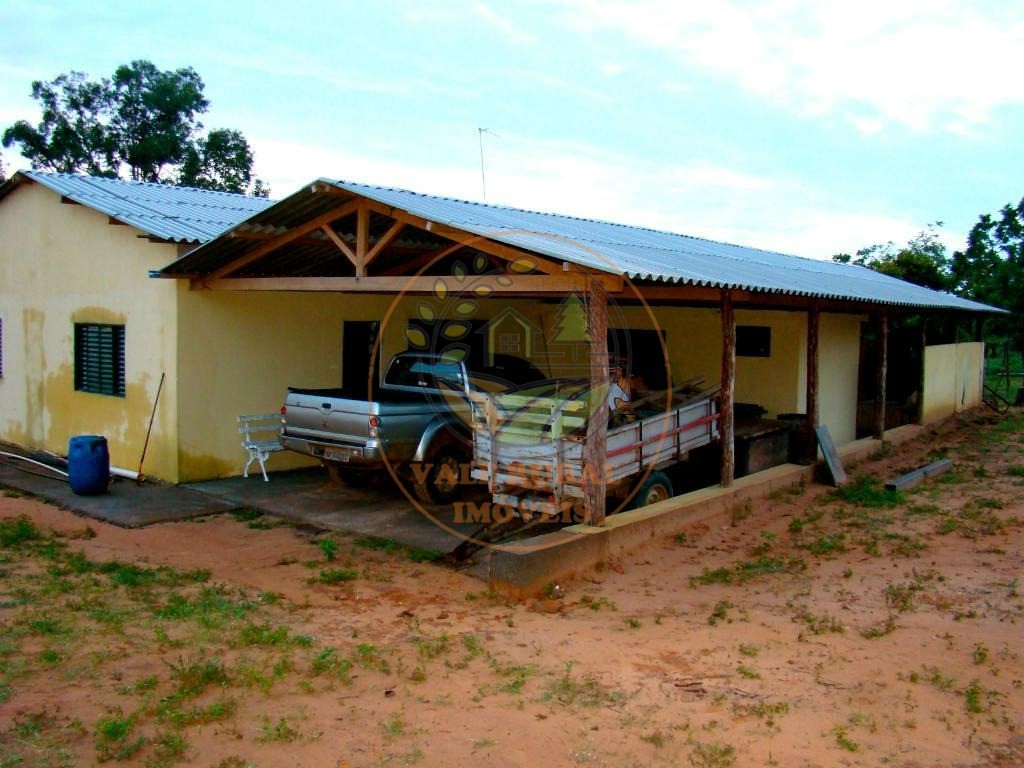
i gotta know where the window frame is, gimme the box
[74,322,126,397]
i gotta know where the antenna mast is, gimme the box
[478,127,499,201]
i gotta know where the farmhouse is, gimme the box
[0,172,998,506]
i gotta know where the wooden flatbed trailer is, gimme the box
[469,381,720,519]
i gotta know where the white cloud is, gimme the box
[559,0,1024,133]
[471,2,538,46]
[601,63,624,76]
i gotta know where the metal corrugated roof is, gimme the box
[326,180,999,313]
[11,170,274,243]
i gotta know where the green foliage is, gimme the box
[689,740,736,767]
[832,224,951,291]
[317,568,358,584]
[2,60,267,195]
[0,515,43,547]
[836,476,904,508]
[317,538,338,562]
[965,679,986,713]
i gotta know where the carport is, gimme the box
[156,178,999,526]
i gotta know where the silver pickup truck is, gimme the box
[280,352,546,503]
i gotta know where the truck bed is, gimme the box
[470,385,720,514]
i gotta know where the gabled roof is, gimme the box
[158,177,1001,313]
[326,180,999,313]
[0,170,274,243]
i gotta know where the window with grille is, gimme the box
[74,323,125,397]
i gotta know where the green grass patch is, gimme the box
[316,568,359,584]
[836,476,904,508]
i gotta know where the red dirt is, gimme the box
[1,410,1023,767]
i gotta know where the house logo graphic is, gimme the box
[371,230,671,555]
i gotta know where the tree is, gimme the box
[179,128,268,196]
[832,224,952,291]
[109,61,208,182]
[2,61,268,196]
[950,198,1024,349]
[2,71,115,175]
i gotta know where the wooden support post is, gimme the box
[918,317,928,424]
[806,302,820,429]
[720,289,736,487]
[355,204,370,277]
[801,302,820,465]
[583,279,609,526]
[873,311,889,440]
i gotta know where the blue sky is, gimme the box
[2,0,1023,259]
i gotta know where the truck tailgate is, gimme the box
[283,389,376,446]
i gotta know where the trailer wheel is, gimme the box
[324,461,375,488]
[412,448,466,505]
[631,471,673,509]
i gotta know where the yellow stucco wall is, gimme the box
[171,290,584,481]
[922,342,984,424]
[620,306,807,418]
[818,313,862,446]
[0,182,180,479]
[598,305,861,446]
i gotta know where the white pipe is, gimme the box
[110,466,140,481]
[0,451,70,477]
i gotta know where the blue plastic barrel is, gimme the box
[68,435,110,495]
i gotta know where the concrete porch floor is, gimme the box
[1,424,925,589]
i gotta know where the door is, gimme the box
[342,321,381,393]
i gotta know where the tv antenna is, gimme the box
[478,127,499,201]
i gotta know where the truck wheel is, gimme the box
[324,461,374,488]
[630,471,673,509]
[412,449,465,505]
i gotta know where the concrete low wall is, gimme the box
[488,424,923,595]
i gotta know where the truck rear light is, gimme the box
[280,406,287,415]
[369,415,380,438]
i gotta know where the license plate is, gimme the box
[323,447,351,462]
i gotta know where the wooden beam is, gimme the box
[720,289,736,487]
[320,225,358,267]
[873,311,889,440]
[636,285,907,314]
[195,274,613,294]
[355,203,370,277]
[389,211,569,278]
[205,198,361,281]
[230,230,333,249]
[364,219,405,269]
[583,279,609,526]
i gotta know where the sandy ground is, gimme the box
[1,410,1023,768]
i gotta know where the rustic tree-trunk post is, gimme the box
[874,311,889,440]
[583,279,609,526]
[720,289,736,487]
[918,316,928,424]
[804,303,820,463]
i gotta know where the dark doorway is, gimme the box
[342,321,381,392]
[610,328,669,391]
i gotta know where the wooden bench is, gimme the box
[238,413,285,481]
